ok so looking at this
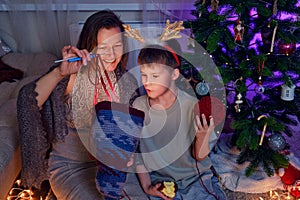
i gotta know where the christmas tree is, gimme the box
[183,0,300,176]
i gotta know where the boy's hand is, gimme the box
[192,114,215,160]
[194,114,215,141]
[145,183,174,200]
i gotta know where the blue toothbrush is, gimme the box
[54,53,100,63]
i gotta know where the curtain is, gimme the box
[0,0,194,57]
[0,0,80,56]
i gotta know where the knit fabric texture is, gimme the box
[17,65,140,189]
[92,101,144,199]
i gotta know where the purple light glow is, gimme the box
[250,7,258,18]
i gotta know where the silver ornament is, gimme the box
[195,82,209,96]
[255,85,265,94]
[268,133,286,151]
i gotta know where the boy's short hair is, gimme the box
[138,44,181,69]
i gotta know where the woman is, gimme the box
[17,10,139,199]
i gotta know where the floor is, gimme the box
[224,188,295,200]
[222,113,300,200]
[7,182,296,200]
[285,114,300,158]
[7,116,300,200]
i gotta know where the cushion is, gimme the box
[0,81,18,106]
[0,99,18,127]
[25,53,56,76]
[0,30,17,53]
[1,53,33,73]
[10,75,40,99]
[1,52,56,77]
[0,58,24,83]
[0,125,19,149]
[0,126,21,200]
[0,39,8,57]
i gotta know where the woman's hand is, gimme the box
[58,45,91,77]
[144,183,174,200]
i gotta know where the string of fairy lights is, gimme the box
[7,179,34,200]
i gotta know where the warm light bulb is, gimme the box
[16,179,21,186]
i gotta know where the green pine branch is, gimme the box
[186,0,299,177]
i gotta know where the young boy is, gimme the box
[133,44,226,200]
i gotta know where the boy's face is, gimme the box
[140,63,179,99]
